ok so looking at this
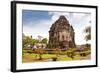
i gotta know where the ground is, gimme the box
[22,49,91,63]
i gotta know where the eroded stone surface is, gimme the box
[47,15,76,49]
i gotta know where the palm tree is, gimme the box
[84,26,91,41]
[84,26,91,49]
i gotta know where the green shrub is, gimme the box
[22,49,33,54]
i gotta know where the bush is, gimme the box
[79,50,91,57]
[22,49,33,54]
[47,51,54,54]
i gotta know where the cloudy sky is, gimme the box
[22,10,91,45]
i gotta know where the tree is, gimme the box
[22,35,40,49]
[84,26,91,41]
[52,48,61,61]
[53,48,61,57]
[34,48,45,60]
[22,36,32,49]
[31,39,39,45]
[41,38,48,44]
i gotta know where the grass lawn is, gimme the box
[22,49,91,63]
[22,53,87,63]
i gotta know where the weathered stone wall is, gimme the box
[47,15,76,49]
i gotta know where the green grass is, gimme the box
[22,49,33,53]
[73,55,81,60]
[22,49,91,63]
[23,53,56,59]
[23,53,39,58]
[42,54,56,58]
[22,53,81,63]
[57,57,72,61]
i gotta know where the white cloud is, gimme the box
[73,13,86,20]
[23,19,53,39]
[48,12,71,22]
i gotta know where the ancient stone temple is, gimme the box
[47,15,76,49]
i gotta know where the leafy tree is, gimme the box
[31,39,39,45]
[51,48,61,61]
[41,38,48,44]
[22,36,32,49]
[34,48,45,60]
[84,26,91,41]
[22,35,40,49]
[53,48,61,57]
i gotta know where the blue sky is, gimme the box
[22,10,51,26]
[22,10,91,45]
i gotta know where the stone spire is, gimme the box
[47,15,76,49]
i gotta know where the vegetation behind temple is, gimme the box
[22,34,48,49]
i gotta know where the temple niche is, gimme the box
[47,15,76,49]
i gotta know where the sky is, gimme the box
[22,10,91,45]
